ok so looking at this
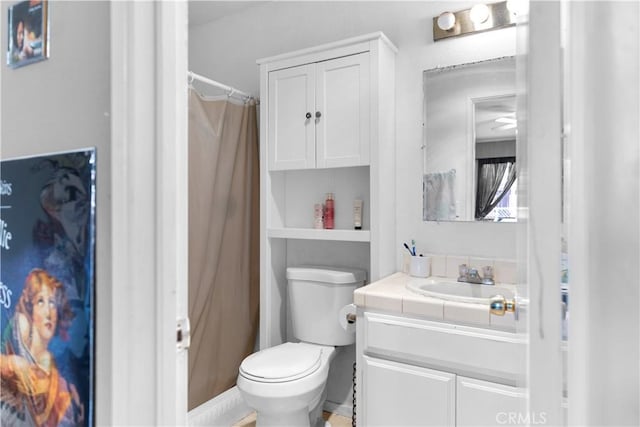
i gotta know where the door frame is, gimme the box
[524,1,564,424]
[110,1,188,425]
[564,1,640,425]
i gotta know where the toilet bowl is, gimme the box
[237,266,366,427]
[237,342,335,427]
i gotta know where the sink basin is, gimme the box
[406,277,515,304]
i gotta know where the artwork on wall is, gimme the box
[0,148,95,426]
[6,0,49,68]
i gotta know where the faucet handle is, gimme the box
[458,264,468,277]
[482,266,495,285]
[482,266,494,279]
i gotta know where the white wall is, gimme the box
[189,1,518,263]
[0,1,112,424]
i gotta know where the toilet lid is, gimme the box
[239,343,322,383]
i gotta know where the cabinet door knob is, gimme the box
[315,111,322,118]
[306,112,312,119]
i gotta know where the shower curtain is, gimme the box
[188,91,260,410]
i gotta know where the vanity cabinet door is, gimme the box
[268,63,316,170]
[456,376,527,426]
[362,356,455,427]
[315,52,370,168]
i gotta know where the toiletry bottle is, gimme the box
[353,199,363,230]
[324,193,334,229]
[314,203,324,229]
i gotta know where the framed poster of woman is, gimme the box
[0,148,95,427]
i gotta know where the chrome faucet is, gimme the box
[458,264,495,285]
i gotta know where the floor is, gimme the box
[233,411,352,427]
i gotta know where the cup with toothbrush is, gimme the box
[404,240,430,278]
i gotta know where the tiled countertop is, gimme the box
[354,272,518,330]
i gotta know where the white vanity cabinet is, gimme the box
[456,376,527,426]
[268,52,370,170]
[357,311,527,426]
[362,356,455,426]
[258,32,397,355]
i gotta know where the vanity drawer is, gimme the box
[362,311,526,384]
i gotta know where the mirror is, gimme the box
[422,56,517,222]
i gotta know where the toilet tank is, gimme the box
[287,266,366,346]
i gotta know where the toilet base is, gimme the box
[314,418,332,427]
[238,343,338,427]
[308,387,326,427]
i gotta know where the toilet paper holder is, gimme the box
[339,303,357,332]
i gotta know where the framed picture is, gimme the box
[6,0,49,68]
[1,148,95,426]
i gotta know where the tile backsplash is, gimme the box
[404,253,518,284]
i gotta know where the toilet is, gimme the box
[237,266,366,427]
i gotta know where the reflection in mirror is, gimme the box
[423,56,517,222]
[474,95,517,221]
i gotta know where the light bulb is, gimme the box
[437,11,456,31]
[470,4,490,24]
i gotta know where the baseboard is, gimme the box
[187,387,351,426]
[323,400,353,419]
[188,386,252,427]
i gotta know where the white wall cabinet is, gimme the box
[267,63,316,170]
[258,33,397,349]
[258,33,397,412]
[268,52,370,170]
[357,311,527,426]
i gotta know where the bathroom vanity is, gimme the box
[354,272,527,426]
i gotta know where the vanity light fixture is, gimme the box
[436,11,456,31]
[433,1,517,42]
[470,4,490,24]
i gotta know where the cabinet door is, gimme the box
[268,64,316,170]
[362,356,455,427]
[456,376,528,426]
[315,52,370,168]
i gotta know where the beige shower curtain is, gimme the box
[188,91,260,410]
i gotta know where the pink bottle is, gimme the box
[324,193,334,229]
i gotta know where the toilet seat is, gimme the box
[239,342,322,383]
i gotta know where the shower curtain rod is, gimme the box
[187,71,253,101]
